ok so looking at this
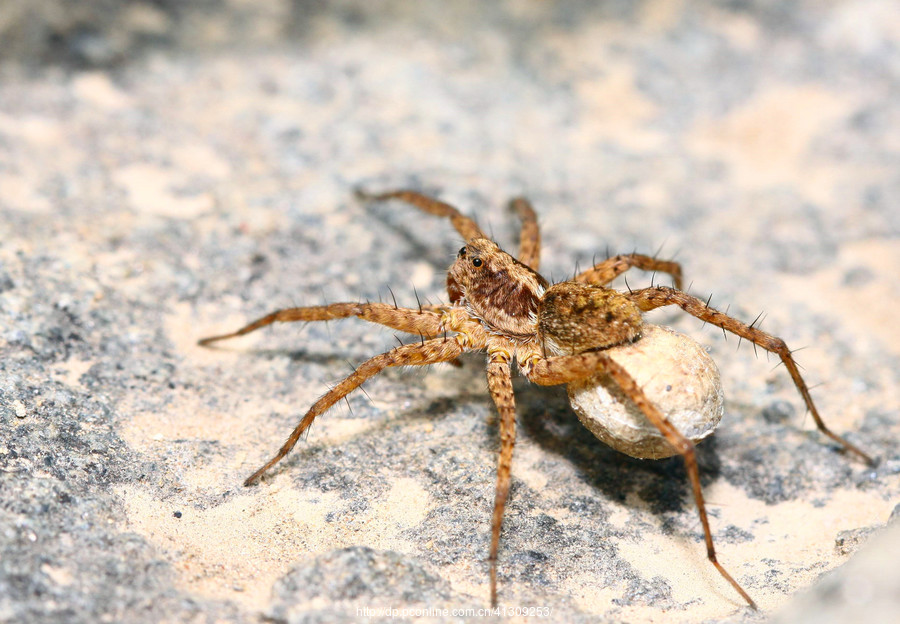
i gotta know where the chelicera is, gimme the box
[198,190,873,608]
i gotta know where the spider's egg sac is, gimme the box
[567,324,724,459]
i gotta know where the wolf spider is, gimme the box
[199,190,872,609]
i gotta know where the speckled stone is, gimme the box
[1,2,899,623]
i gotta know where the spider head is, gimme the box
[447,238,548,338]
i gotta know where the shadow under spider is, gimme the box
[227,338,723,519]
[512,378,723,517]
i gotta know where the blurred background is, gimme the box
[1,2,898,623]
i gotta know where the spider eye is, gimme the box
[472,257,483,268]
[458,247,467,258]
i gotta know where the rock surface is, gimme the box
[1,1,899,623]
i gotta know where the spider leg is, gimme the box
[243,337,465,485]
[575,254,683,290]
[356,189,486,241]
[524,350,757,609]
[197,302,446,346]
[485,353,517,607]
[627,285,873,465]
[509,197,541,270]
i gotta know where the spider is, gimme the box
[198,190,873,609]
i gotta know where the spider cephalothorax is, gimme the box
[199,189,872,609]
[448,238,547,340]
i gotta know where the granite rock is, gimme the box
[1,2,899,623]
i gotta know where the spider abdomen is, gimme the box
[567,324,724,459]
[538,281,643,355]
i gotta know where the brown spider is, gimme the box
[198,190,873,609]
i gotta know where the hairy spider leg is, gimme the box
[360,189,544,605]
[575,253,684,290]
[197,302,446,346]
[525,350,757,609]
[485,354,517,607]
[358,189,541,274]
[197,303,470,484]
[509,197,541,271]
[627,286,873,465]
[356,189,486,241]
[239,337,465,485]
